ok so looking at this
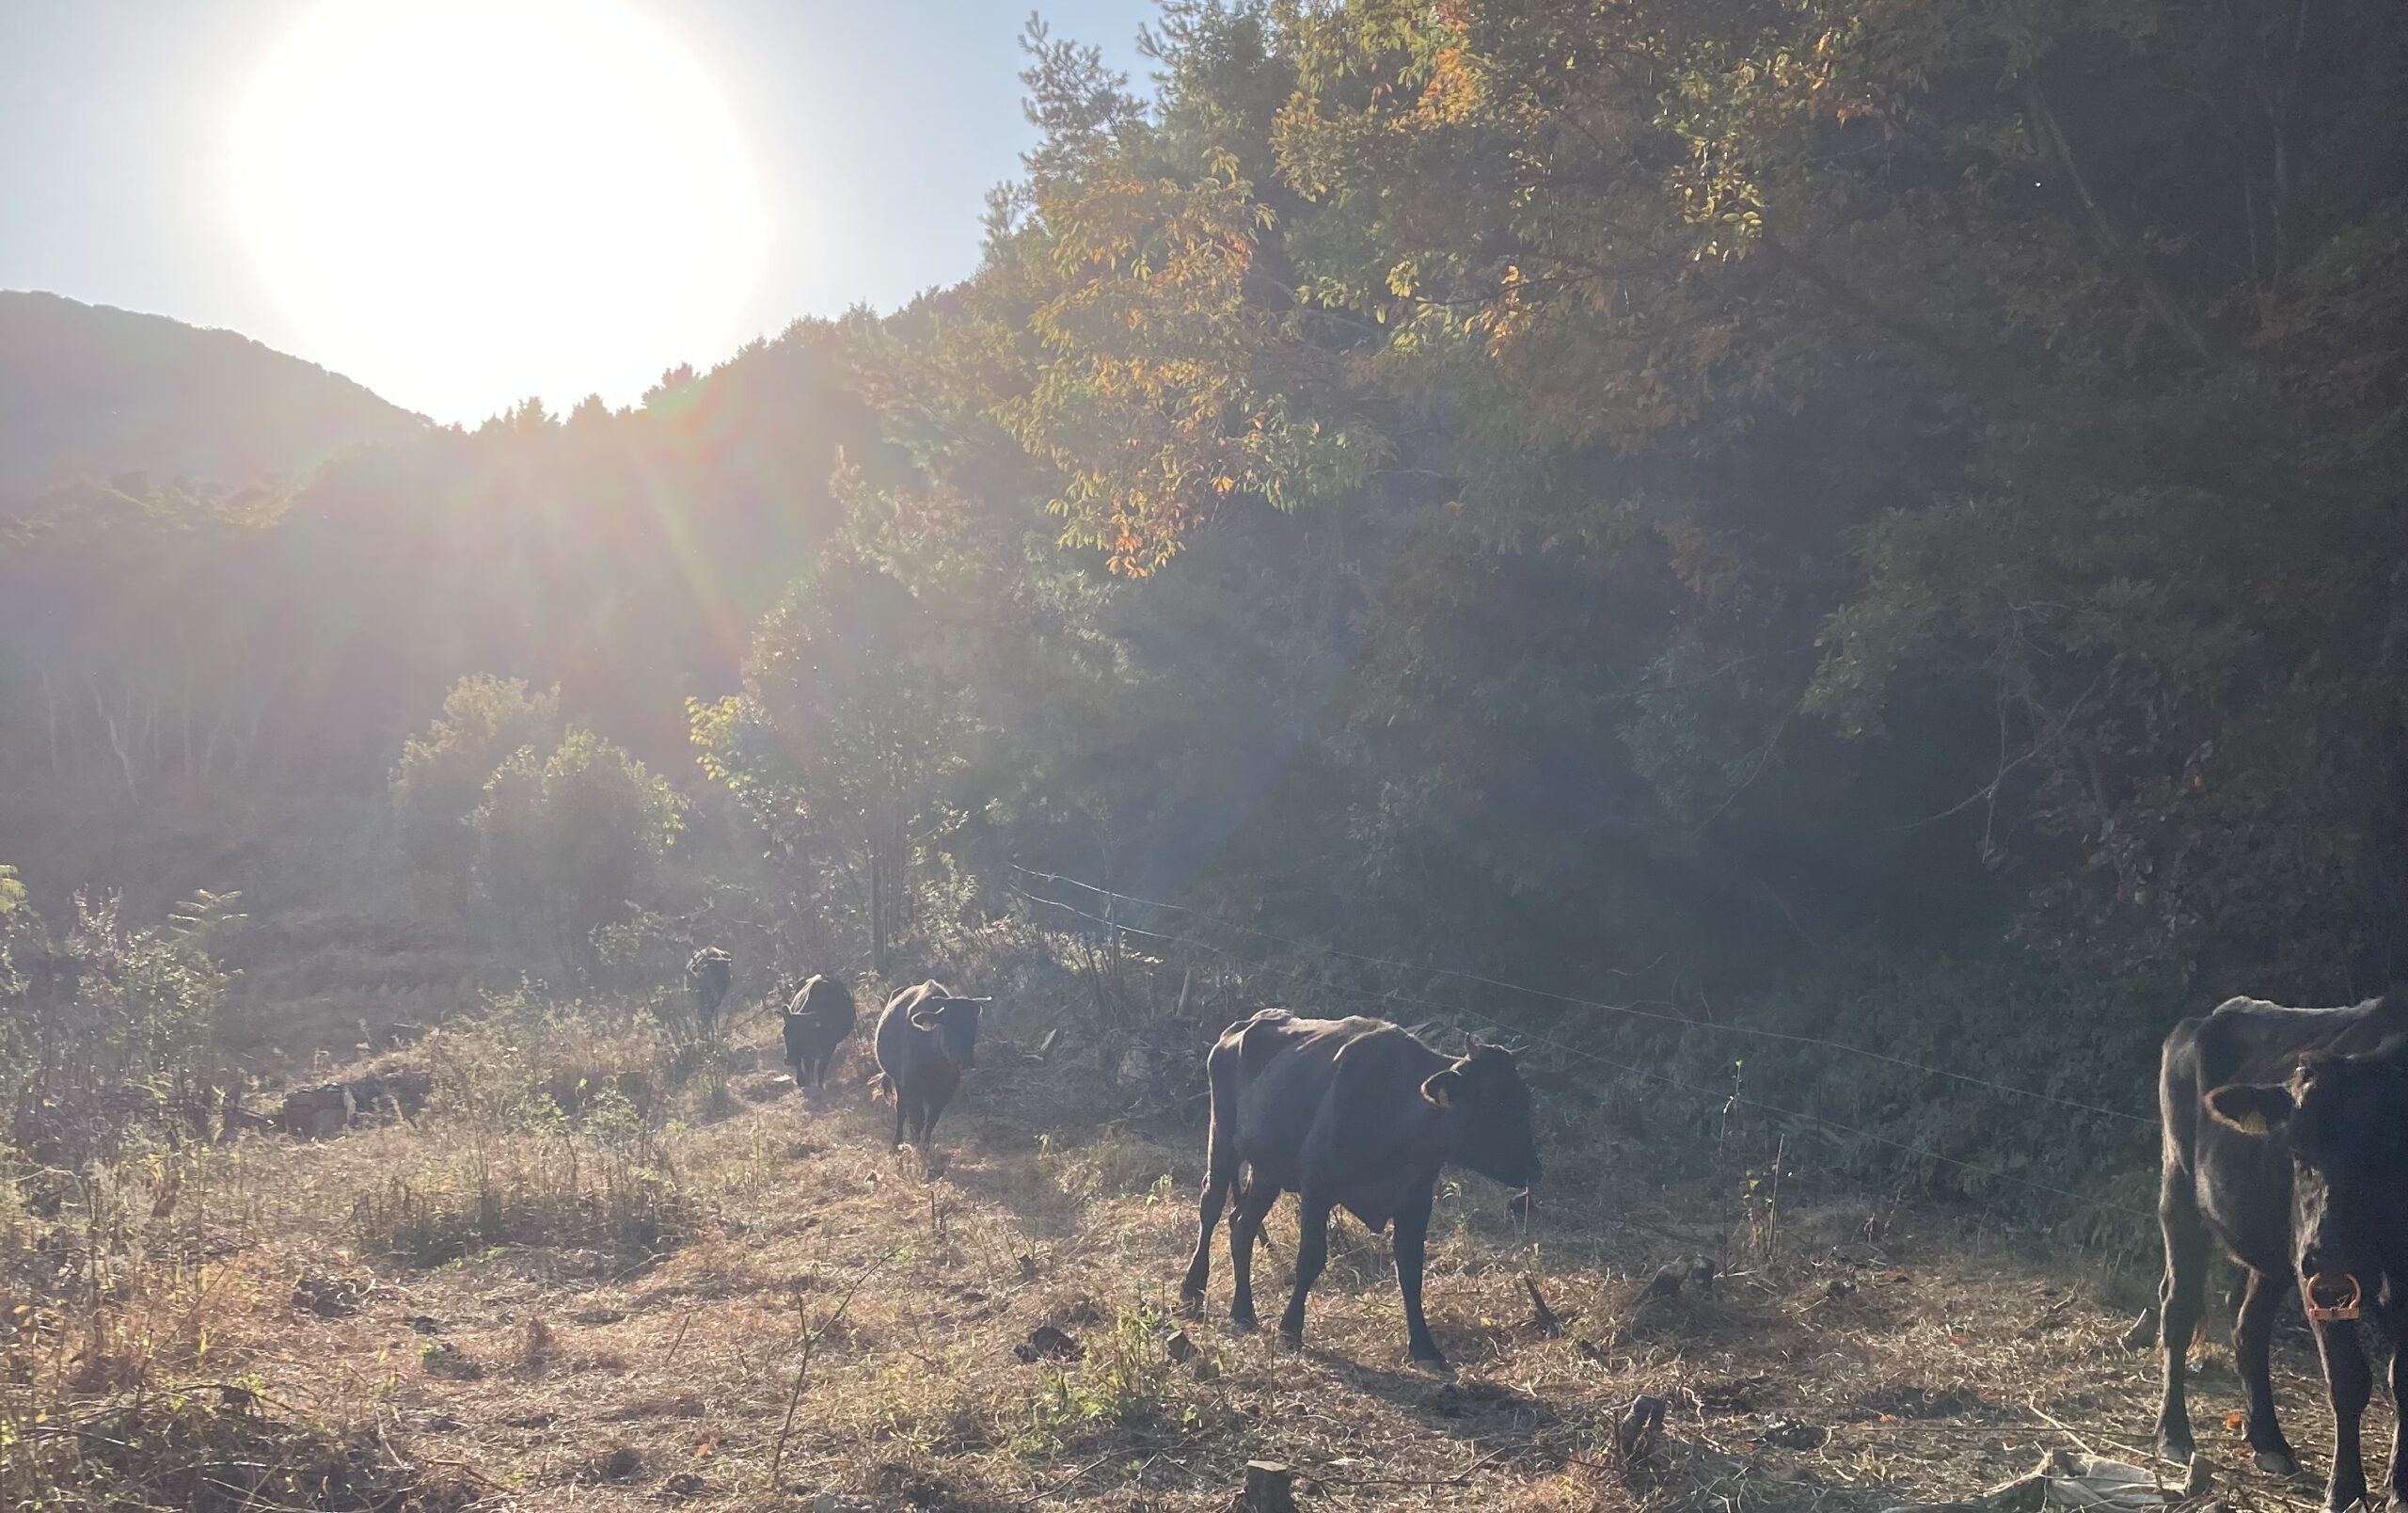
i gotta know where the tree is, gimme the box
[469,727,685,964]
[913,0,2408,994]
[693,555,968,974]
[392,675,565,911]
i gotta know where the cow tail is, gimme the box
[869,1072,894,1104]
[1202,1038,1243,1199]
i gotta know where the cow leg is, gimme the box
[1277,1196,1333,1349]
[2233,1266,2301,1474]
[2153,1171,2210,1462]
[1392,1182,1445,1370]
[1228,1179,1278,1332]
[1181,1165,1237,1313]
[891,1089,909,1152]
[2312,1314,2373,1512]
[2384,1332,2408,1513]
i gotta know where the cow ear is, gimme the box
[2207,1082,2295,1137]
[910,1007,941,1030]
[1422,1069,1464,1108]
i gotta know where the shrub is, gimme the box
[469,729,684,965]
[0,888,238,1167]
[1645,945,2177,1247]
[390,675,563,911]
[1014,1306,1203,1456]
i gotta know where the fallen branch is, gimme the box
[1525,1274,1569,1337]
[1305,1446,1511,1489]
[768,1250,891,1491]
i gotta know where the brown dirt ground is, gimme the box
[14,1024,2392,1513]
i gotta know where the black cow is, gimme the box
[871,980,984,1152]
[782,974,858,1091]
[1179,1011,1542,1369]
[687,948,733,1029]
[2152,990,2408,1512]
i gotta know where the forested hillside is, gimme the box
[5,0,2406,1215]
[0,292,427,499]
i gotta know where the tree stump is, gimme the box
[1239,1460,1298,1512]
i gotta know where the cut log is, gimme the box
[1238,1460,1298,1512]
[1617,1394,1667,1463]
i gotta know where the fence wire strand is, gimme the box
[1013,867,2155,1128]
[1008,875,2158,1224]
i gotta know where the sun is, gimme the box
[228,0,767,423]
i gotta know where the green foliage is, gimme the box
[389,676,681,964]
[0,888,233,1166]
[467,727,685,964]
[929,0,2408,995]
[1014,1305,1202,1456]
[0,864,25,1000]
[691,553,969,972]
[391,675,565,902]
[1654,946,2176,1241]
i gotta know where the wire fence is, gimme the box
[1013,867,2153,1128]
[1008,868,2159,1225]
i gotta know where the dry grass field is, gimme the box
[0,1005,2383,1513]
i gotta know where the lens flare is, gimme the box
[228,0,767,422]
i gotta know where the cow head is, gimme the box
[1422,1042,1543,1188]
[2208,1043,2408,1325]
[909,996,984,1071]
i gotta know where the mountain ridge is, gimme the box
[0,289,428,499]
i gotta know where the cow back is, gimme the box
[1218,1014,1450,1210]
[784,974,857,1062]
[2163,991,2408,1273]
[875,980,951,1084]
[795,975,857,1033]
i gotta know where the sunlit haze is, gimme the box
[229,1,764,424]
[0,1,1149,424]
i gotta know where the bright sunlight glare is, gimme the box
[228,0,768,423]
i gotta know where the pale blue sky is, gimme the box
[0,2,1154,422]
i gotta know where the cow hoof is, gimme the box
[2252,1449,2301,1478]
[1177,1290,1205,1319]
[2157,1435,2195,1468]
[1410,1349,1452,1376]
[1277,1324,1304,1351]
[1229,1309,1258,1334]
